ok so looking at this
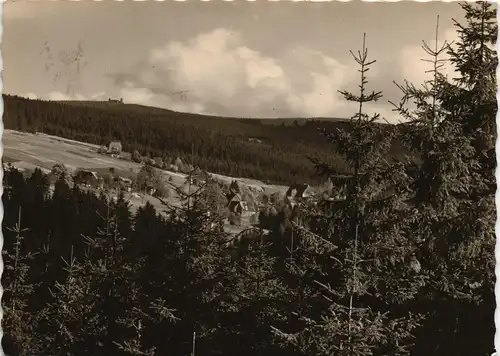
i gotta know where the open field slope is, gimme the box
[3,95,406,186]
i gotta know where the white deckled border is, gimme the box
[0,0,480,2]
[0,0,5,355]
[0,2,496,356]
[495,2,500,355]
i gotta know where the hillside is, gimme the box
[3,129,291,236]
[3,94,406,185]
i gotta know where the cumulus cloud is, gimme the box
[385,26,461,122]
[24,92,39,100]
[24,26,423,123]
[46,91,107,101]
[108,27,387,120]
[120,83,154,104]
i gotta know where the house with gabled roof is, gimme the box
[285,183,315,203]
[74,169,101,189]
[188,167,211,185]
[226,191,248,215]
[117,176,132,192]
[108,141,122,156]
[229,180,240,194]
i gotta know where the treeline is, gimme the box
[2,2,496,356]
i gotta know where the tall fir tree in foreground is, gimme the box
[392,5,496,355]
[39,246,99,356]
[84,195,140,355]
[436,3,496,354]
[224,229,288,356]
[2,208,41,356]
[273,34,422,356]
[439,1,497,201]
[141,171,236,356]
[442,1,497,158]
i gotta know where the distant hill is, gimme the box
[3,94,405,185]
[57,99,350,126]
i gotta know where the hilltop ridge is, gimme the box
[49,97,352,125]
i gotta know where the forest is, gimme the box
[1,2,496,356]
[3,91,405,186]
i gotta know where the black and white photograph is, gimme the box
[1,1,497,355]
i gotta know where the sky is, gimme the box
[3,0,467,122]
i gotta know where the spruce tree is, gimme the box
[111,190,134,240]
[3,167,27,227]
[441,1,497,157]
[199,177,227,217]
[131,201,164,257]
[2,207,40,356]
[39,246,99,356]
[222,229,288,356]
[437,3,496,354]
[82,195,133,355]
[392,6,496,354]
[113,258,179,356]
[272,34,422,356]
[142,172,235,356]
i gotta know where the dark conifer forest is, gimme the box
[1,2,497,356]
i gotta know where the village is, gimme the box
[76,140,319,230]
[4,132,321,236]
